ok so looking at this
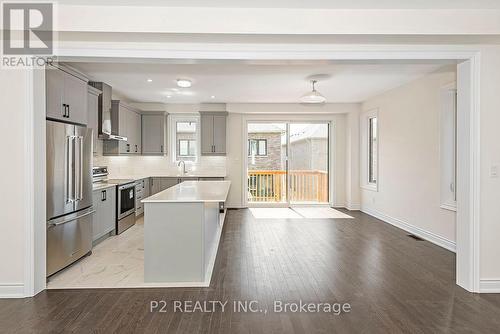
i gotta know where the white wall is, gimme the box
[56,5,500,35]
[225,103,360,208]
[360,66,457,244]
[478,46,500,280]
[0,69,29,296]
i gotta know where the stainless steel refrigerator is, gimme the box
[46,120,94,277]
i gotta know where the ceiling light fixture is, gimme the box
[166,95,172,99]
[300,80,326,104]
[210,95,216,99]
[176,79,192,88]
[147,78,153,82]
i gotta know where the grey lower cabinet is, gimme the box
[149,177,213,195]
[135,178,150,216]
[91,187,116,243]
[142,114,167,155]
[198,177,225,181]
[200,112,227,155]
[160,178,179,192]
[46,65,88,125]
[150,177,162,195]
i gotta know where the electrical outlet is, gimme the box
[491,165,499,178]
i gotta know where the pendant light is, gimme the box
[300,80,326,104]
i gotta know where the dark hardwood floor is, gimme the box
[1,208,500,333]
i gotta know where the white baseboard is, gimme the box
[361,206,456,253]
[346,203,361,211]
[0,283,25,298]
[480,280,500,293]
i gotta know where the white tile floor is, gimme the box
[47,217,149,289]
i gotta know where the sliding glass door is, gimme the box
[247,122,329,206]
[288,123,329,204]
[247,123,288,204]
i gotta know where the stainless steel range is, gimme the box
[92,167,136,234]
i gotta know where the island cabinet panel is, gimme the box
[200,112,227,155]
[144,203,205,283]
[142,114,167,155]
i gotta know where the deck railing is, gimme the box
[248,170,328,203]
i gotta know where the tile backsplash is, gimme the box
[93,142,226,177]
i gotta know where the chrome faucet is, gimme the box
[177,160,187,174]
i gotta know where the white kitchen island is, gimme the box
[142,180,231,286]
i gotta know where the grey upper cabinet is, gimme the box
[103,101,142,155]
[87,86,101,154]
[200,114,214,155]
[213,115,227,154]
[142,114,167,155]
[46,66,88,125]
[200,112,227,155]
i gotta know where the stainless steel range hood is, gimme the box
[88,81,127,141]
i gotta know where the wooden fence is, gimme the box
[248,170,328,203]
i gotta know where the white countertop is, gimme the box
[142,181,231,203]
[110,173,226,180]
[92,183,117,191]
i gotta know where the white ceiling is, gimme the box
[58,0,500,9]
[70,61,451,104]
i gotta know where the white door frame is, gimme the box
[24,45,481,296]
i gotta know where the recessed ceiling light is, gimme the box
[210,95,216,99]
[166,95,172,99]
[147,78,153,82]
[177,79,192,88]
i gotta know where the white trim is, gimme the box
[242,117,334,208]
[440,204,457,212]
[361,206,456,253]
[169,113,201,164]
[0,284,25,298]
[24,70,35,298]
[27,46,481,295]
[479,280,500,293]
[346,203,361,211]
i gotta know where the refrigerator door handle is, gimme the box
[73,135,79,202]
[66,135,75,203]
[78,136,84,200]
